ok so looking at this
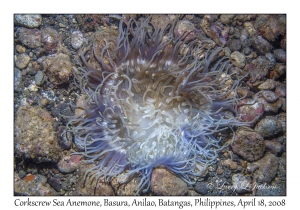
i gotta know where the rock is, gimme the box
[270,63,285,79]
[232,173,252,194]
[16,45,26,53]
[220,15,235,24]
[14,172,58,195]
[151,168,188,195]
[275,85,286,97]
[41,27,61,54]
[253,153,279,183]
[15,53,30,69]
[115,176,142,195]
[25,61,40,75]
[264,140,282,155]
[273,49,286,63]
[14,68,22,92]
[57,126,73,150]
[17,27,42,49]
[255,116,283,138]
[261,90,278,103]
[230,51,245,68]
[258,79,277,90]
[227,39,242,52]
[174,20,197,42]
[221,159,238,170]
[194,181,209,195]
[231,127,265,162]
[244,22,256,36]
[35,71,45,86]
[71,30,84,49]
[58,155,83,173]
[252,36,273,55]
[14,106,62,162]
[238,99,264,124]
[42,53,73,85]
[73,162,115,196]
[14,14,42,28]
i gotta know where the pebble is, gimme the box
[151,168,188,195]
[231,127,265,162]
[238,99,264,124]
[25,61,40,75]
[58,126,73,150]
[220,15,235,24]
[41,27,60,54]
[252,36,273,55]
[14,106,62,162]
[14,172,58,195]
[221,159,238,170]
[174,20,197,42]
[43,53,73,85]
[261,90,278,103]
[14,68,22,92]
[227,39,242,52]
[273,49,286,63]
[58,155,83,173]
[232,173,252,193]
[17,27,42,49]
[255,93,282,113]
[14,14,42,28]
[15,53,31,69]
[34,71,45,86]
[271,63,286,80]
[275,85,286,97]
[252,152,279,183]
[258,79,277,90]
[194,181,209,195]
[71,30,84,50]
[255,116,283,138]
[264,140,283,155]
[74,163,115,195]
[28,84,38,92]
[230,51,245,68]
[243,22,256,36]
[16,45,26,53]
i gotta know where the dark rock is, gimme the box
[273,49,286,63]
[255,116,283,138]
[194,181,209,195]
[252,36,273,55]
[231,127,265,162]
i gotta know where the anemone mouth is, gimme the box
[67,16,248,194]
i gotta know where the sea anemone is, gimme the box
[67,16,247,195]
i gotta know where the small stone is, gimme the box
[231,127,265,162]
[14,172,58,195]
[14,106,62,162]
[230,51,245,68]
[270,64,285,79]
[255,94,282,113]
[16,45,26,53]
[43,53,73,85]
[252,36,273,55]
[221,159,238,170]
[58,155,83,173]
[244,22,256,36]
[194,181,209,195]
[252,153,279,183]
[59,23,66,28]
[14,14,42,28]
[261,90,278,103]
[275,85,286,97]
[258,79,277,90]
[227,39,242,52]
[35,71,45,86]
[41,27,60,54]
[265,140,282,155]
[238,99,264,124]
[15,53,30,69]
[273,49,286,63]
[17,27,42,49]
[255,116,283,138]
[25,61,40,75]
[14,68,22,92]
[232,173,252,194]
[71,30,84,50]
[216,166,224,175]
[220,15,235,24]
[58,126,73,150]
[75,95,86,118]
[28,84,38,92]
[151,168,188,195]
